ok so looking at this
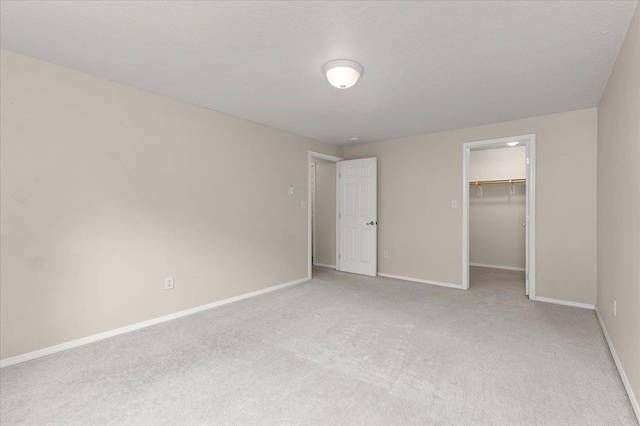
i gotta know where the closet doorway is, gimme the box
[307,151,342,279]
[461,135,536,299]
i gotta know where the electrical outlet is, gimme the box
[383,250,389,258]
[451,200,458,209]
[613,300,616,317]
[165,276,174,290]
[288,186,294,195]
[301,201,306,209]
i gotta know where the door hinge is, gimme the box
[339,254,341,259]
[526,272,529,280]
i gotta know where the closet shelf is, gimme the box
[470,178,526,186]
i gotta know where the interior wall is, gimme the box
[313,158,336,267]
[470,146,526,181]
[0,50,343,360]
[344,108,597,304]
[596,5,640,413]
[469,185,526,270]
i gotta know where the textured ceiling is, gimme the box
[1,1,637,145]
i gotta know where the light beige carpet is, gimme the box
[0,266,637,425]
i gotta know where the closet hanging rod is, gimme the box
[469,178,526,186]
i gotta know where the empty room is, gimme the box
[1,1,638,425]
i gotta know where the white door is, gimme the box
[338,158,377,277]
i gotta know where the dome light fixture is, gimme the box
[323,60,364,89]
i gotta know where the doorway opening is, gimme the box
[307,151,342,279]
[462,134,536,299]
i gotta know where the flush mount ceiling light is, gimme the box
[323,60,364,89]
[350,136,359,141]
[507,141,520,146]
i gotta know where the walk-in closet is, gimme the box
[469,146,527,290]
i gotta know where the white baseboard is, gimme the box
[377,272,463,290]
[595,306,640,422]
[535,296,595,310]
[470,263,526,272]
[313,263,336,269]
[0,277,309,369]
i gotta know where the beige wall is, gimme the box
[470,147,526,269]
[597,6,640,412]
[313,158,336,267]
[470,146,526,181]
[0,50,342,360]
[345,108,597,304]
[470,186,526,270]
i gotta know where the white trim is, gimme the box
[309,151,343,162]
[535,296,595,310]
[307,151,343,280]
[470,263,526,272]
[527,138,537,298]
[0,277,309,369]
[336,163,340,271]
[462,145,470,290]
[313,263,336,269]
[462,134,536,300]
[595,306,640,421]
[378,272,463,290]
[311,161,317,264]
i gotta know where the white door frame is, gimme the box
[462,134,536,299]
[310,161,317,264]
[308,151,343,280]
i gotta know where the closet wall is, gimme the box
[469,147,526,270]
[313,158,336,267]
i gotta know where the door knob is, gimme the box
[366,221,376,225]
